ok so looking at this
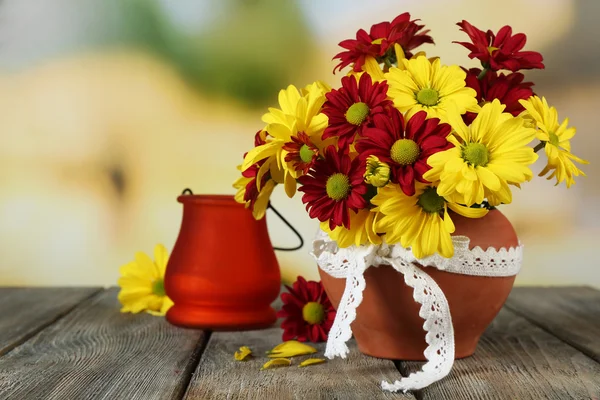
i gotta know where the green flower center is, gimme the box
[299,144,314,163]
[417,186,445,214]
[152,279,166,297]
[390,139,420,165]
[416,88,439,106]
[345,102,370,126]
[302,301,325,325]
[325,173,351,201]
[462,142,489,167]
[548,132,560,147]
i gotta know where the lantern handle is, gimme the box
[181,188,194,195]
[268,203,304,252]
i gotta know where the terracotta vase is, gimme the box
[165,194,281,330]
[319,209,518,360]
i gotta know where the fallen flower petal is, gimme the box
[267,340,318,358]
[261,358,292,370]
[298,358,326,368]
[234,346,252,361]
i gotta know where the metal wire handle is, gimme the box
[268,203,304,251]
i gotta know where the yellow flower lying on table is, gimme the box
[117,244,174,316]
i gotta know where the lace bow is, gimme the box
[311,231,523,392]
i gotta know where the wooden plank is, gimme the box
[403,308,600,399]
[0,287,102,356]
[184,327,415,400]
[505,286,600,363]
[0,288,208,400]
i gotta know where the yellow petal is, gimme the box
[120,297,152,314]
[153,244,169,276]
[252,180,276,219]
[284,171,297,198]
[267,341,317,358]
[234,346,253,361]
[298,358,326,368]
[363,56,385,82]
[260,358,291,370]
[476,167,501,191]
[471,100,504,142]
[159,296,174,314]
[127,252,156,278]
[448,203,488,218]
[409,55,432,88]
[278,85,301,115]
[446,102,470,143]
[256,159,272,190]
[394,44,406,69]
[242,141,282,171]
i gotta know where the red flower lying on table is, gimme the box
[276,277,336,343]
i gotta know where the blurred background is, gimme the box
[0,0,598,287]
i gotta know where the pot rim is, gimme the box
[177,194,238,206]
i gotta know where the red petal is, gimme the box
[398,166,416,196]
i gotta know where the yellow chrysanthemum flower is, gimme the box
[118,244,174,316]
[372,183,488,258]
[519,96,589,188]
[242,82,329,198]
[385,55,478,121]
[364,155,390,187]
[320,208,382,248]
[424,100,538,207]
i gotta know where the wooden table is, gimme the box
[0,287,599,399]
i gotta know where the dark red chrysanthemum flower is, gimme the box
[282,132,319,175]
[333,12,434,73]
[356,109,452,196]
[455,21,544,72]
[463,68,535,124]
[298,146,368,230]
[276,276,336,343]
[322,73,393,150]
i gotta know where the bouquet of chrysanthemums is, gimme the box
[234,13,588,259]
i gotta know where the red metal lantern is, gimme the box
[165,190,300,330]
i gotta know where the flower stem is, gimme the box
[383,58,393,71]
[533,142,545,153]
[477,67,489,80]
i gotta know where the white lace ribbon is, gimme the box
[311,230,523,392]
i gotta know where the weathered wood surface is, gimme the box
[0,288,208,400]
[1,286,600,400]
[0,287,102,356]
[505,286,600,363]
[404,308,600,400]
[184,327,415,400]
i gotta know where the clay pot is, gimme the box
[319,209,518,360]
[165,194,281,330]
